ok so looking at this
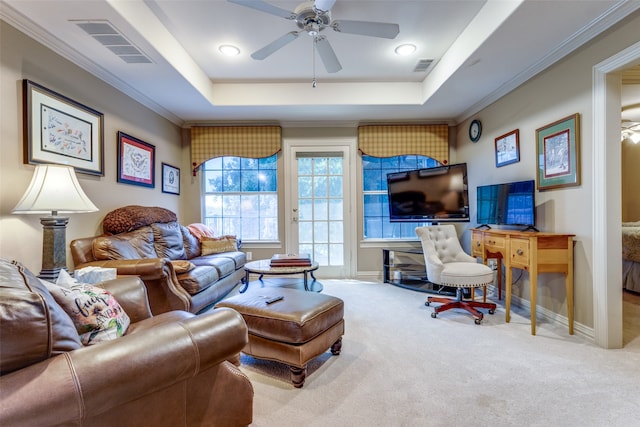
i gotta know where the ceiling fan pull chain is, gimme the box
[312,37,317,88]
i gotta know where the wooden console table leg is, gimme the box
[505,266,513,324]
[566,271,574,335]
[530,275,537,336]
[497,258,502,300]
[530,238,538,335]
[566,235,575,335]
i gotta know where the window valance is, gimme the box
[358,124,449,164]
[191,126,282,173]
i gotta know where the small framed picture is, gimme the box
[536,113,580,191]
[23,79,104,175]
[494,129,520,167]
[161,162,180,195]
[117,131,155,188]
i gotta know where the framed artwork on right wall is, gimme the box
[536,113,581,191]
[494,129,520,167]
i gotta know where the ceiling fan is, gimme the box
[228,0,400,74]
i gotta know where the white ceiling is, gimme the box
[2,0,639,127]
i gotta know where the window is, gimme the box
[362,155,440,239]
[202,155,278,241]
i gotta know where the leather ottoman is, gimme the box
[215,287,344,388]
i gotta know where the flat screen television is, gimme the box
[387,163,469,223]
[476,179,536,229]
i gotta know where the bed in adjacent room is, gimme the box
[623,222,640,293]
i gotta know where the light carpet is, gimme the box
[236,280,640,427]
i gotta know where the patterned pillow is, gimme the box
[201,235,238,255]
[45,270,130,345]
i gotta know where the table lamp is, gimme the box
[12,164,98,280]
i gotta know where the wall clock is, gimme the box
[469,119,482,143]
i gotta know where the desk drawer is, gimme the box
[484,235,506,251]
[510,238,530,267]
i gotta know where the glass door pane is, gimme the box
[287,147,350,278]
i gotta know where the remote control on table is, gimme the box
[265,296,284,305]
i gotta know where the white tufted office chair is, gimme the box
[415,225,497,324]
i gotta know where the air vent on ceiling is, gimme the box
[72,20,152,64]
[414,59,434,73]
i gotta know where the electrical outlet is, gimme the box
[246,251,252,260]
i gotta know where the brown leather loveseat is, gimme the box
[0,258,253,426]
[71,205,246,315]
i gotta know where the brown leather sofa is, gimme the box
[71,206,246,315]
[0,258,254,427]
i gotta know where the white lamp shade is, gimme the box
[12,164,98,215]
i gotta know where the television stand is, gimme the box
[520,225,540,232]
[382,248,469,297]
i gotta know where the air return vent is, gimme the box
[72,20,152,64]
[413,59,433,73]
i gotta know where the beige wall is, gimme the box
[456,10,640,330]
[3,10,640,334]
[622,139,640,222]
[0,21,183,274]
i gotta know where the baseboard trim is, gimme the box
[501,288,594,341]
[355,274,595,342]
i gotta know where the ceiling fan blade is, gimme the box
[315,36,342,73]
[227,0,296,20]
[332,20,400,39]
[251,31,300,60]
[314,0,336,13]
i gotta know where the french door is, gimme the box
[285,145,353,278]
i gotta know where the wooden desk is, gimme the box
[471,228,575,335]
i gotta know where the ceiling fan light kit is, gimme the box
[621,121,640,144]
[229,0,400,76]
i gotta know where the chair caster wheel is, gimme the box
[431,312,437,318]
[474,318,482,325]
[489,309,495,315]
[425,301,430,306]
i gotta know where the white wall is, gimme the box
[0,21,183,274]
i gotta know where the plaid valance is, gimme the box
[191,126,282,174]
[358,125,449,164]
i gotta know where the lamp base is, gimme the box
[39,216,69,281]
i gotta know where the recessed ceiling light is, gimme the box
[219,45,240,56]
[395,44,416,56]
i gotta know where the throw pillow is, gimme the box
[45,270,130,345]
[151,222,187,260]
[171,260,196,274]
[186,223,217,241]
[201,235,238,255]
[102,205,177,234]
